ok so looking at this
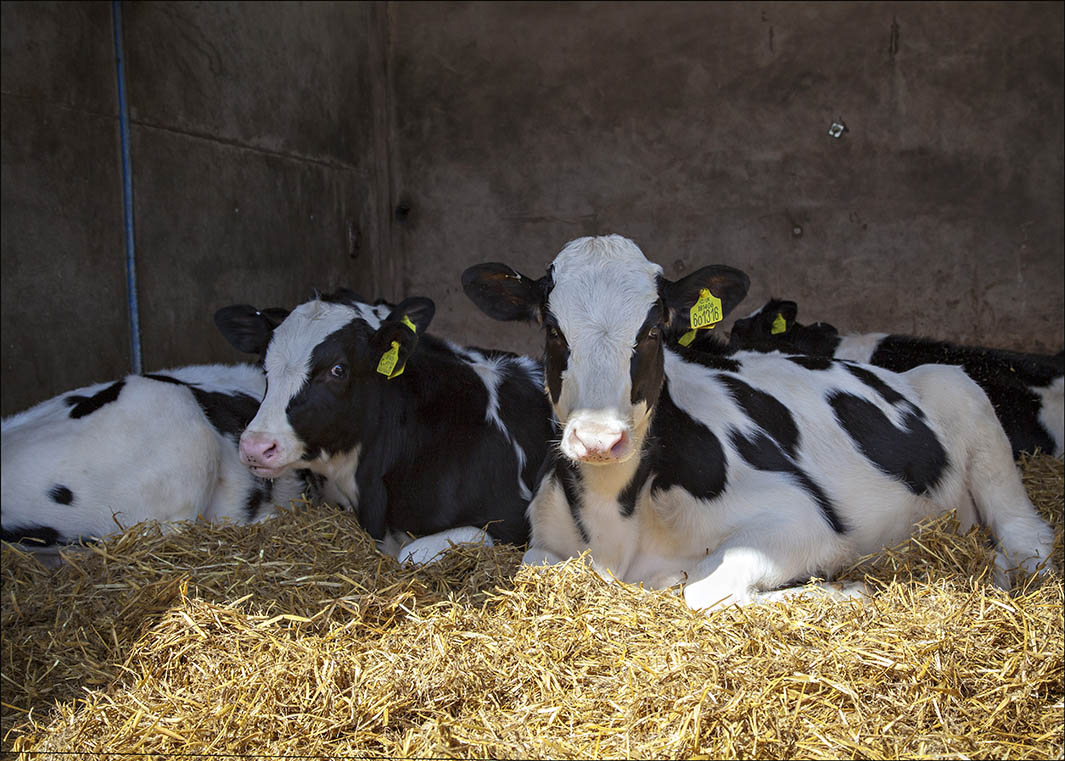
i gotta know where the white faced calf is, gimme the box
[463,235,1055,610]
[215,290,553,562]
[2,364,309,559]
[730,298,1065,459]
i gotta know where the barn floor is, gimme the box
[2,454,1062,759]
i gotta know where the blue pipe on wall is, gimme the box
[112,0,142,374]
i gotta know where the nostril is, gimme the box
[262,442,278,461]
[609,431,628,456]
[569,429,586,451]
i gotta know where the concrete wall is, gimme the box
[1,1,388,415]
[3,1,1063,416]
[2,2,129,414]
[392,1,1064,360]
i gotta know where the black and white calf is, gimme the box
[463,235,1055,610]
[2,364,310,558]
[729,298,1065,459]
[215,290,553,563]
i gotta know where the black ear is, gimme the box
[321,287,364,305]
[369,297,435,378]
[663,265,750,327]
[215,304,288,354]
[758,299,798,336]
[462,262,546,322]
[804,321,839,339]
[773,300,798,328]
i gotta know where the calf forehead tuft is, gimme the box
[549,236,662,339]
[267,300,362,375]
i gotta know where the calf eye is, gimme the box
[548,326,561,340]
[330,363,347,378]
[647,327,660,340]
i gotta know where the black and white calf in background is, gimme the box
[729,298,1065,459]
[462,235,1055,611]
[2,364,312,562]
[215,289,553,564]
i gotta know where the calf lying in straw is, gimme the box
[463,234,1055,610]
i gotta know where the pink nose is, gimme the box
[240,432,281,467]
[570,428,628,461]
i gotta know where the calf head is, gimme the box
[463,234,749,465]
[728,298,839,355]
[216,290,435,478]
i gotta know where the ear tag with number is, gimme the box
[771,312,788,335]
[678,289,723,346]
[376,314,418,380]
[376,341,403,379]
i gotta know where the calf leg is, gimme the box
[682,527,851,611]
[522,545,570,567]
[909,365,1056,586]
[396,526,494,565]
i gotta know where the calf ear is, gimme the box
[663,265,750,327]
[214,305,287,354]
[369,297,436,379]
[462,263,545,322]
[807,321,839,338]
[763,299,798,336]
[774,300,798,326]
[322,287,363,305]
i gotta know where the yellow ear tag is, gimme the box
[376,341,403,378]
[376,314,417,380]
[689,289,723,329]
[678,289,722,347]
[771,312,788,335]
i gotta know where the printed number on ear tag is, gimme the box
[377,340,404,379]
[771,312,788,335]
[689,289,723,330]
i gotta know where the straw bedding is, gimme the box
[2,454,1062,759]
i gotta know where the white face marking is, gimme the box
[546,235,662,464]
[354,302,387,329]
[241,299,360,472]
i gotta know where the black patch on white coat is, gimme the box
[542,311,570,405]
[872,335,1064,388]
[828,391,948,495]
[630,301,666,407]
[555,454,591,543]
[842,364,911,409]
[869,342,1059,459]
[243,478,275,521]
[66,381,125,419]
[786,355,835,371]
[728,428,846,533]
[48,485,74,505]
[664,333,743,373]
[616,381,729,519]
[717,375,801,459]
[143,374,264,438]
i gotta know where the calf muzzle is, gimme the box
[239,431,288,478]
